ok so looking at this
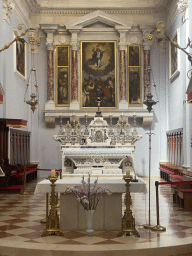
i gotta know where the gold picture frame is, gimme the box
[55,45,70,106]
[128,45,142,106]
[81,41,117,109]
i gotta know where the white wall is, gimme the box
[1,2,191,176]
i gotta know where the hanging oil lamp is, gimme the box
[24,67,39,113]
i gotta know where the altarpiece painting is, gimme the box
[128,45,141,106]
[56,46,70,106]
[81,41,116,108]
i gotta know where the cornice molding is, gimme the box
[166,0,179,32]
[32,9,162,16]
[12,0,31,27]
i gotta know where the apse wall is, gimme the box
[165,1,191,168]
[0,5,32,130]
[32,34,168,176]
[2,2,189,176]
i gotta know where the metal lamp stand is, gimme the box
[144,125,154,229]
[143,93,157,230]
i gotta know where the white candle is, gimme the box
[126,169,130,177]
[51,169,55,177]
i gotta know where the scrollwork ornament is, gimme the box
[177,0,189,16]
[3,0,14,22]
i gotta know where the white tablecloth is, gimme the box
[34,176,147,194]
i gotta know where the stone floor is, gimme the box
[0,175,192,255]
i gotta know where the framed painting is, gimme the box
[55,45,70,106]
[14,39,26,79]
[128,45,142,106]
[169,28,180,80]
[81,41,116,108]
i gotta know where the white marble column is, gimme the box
[70,32,79,110]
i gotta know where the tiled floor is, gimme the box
[0,176,192,256]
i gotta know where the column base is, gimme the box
[70,100,79,110]
[119,100,128,109]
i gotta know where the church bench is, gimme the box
[159,163,183,181]
[0,165,37,191]
[175,188,192,211]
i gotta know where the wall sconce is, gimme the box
[28,28,40,46]
[0,24,40,53]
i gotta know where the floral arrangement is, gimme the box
[65,174,112,211]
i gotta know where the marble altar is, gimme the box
[53,106,142,176]
[35,176,146,231]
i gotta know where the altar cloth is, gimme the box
[34,176,147,194]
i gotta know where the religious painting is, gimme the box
[169,28,180,80]
[14,40,26,79]
[128,45,141,106]
[55,46,70,106]
[128,45,140,67]
[81,41,116,108]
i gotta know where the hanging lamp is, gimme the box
[24,66,39,113]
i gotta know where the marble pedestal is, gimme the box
[60,193,122,231]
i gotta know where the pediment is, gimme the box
[65,10,133,31]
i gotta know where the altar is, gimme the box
[53,103,142,176]
[35,176,146,231]
[49,104,144,230]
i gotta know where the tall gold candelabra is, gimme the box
[42,176,64,236]
[118,175,140,237]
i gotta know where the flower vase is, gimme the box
[86,210,95,236]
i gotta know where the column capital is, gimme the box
[119,44,127,51]
[118,31,128,51]
[40,24,59,51]
[69,31,80,51]
[143,41,152,51]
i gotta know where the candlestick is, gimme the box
[51,169,55,177]
[126,169,130,177]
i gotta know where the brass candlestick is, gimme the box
[118,175,140,237]
[42,176,64,236]
[21,166,29,196]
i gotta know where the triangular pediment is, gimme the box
[65,10,133,31]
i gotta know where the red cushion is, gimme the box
[178,188,192,193]
[169,175,183,181]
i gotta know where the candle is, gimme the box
[51,169,55,177]
[126,169,130,177]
